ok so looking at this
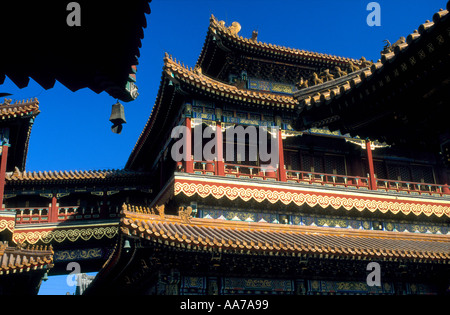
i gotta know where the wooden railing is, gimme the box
[193,161,215,175]
[13,205,122,224]
[224,163,278,180]
[185,161,450,196]
[286,169,370,189]
[375,178,448,195]
[14,207,49,224]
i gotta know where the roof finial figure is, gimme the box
[295,77,309,89]
[194,65,202,75]
[319,69,334,82]
[179,206,193,223]
[359,56,373,68]
[381,36,406,54]
[334,66,347,78]
[310,72,323,86]
[251,30,258,42]
[228,21,241,36]
[154,204,165,219]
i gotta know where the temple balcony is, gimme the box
[188,161,450,198]
[10,204,123,225]
[155,156,450,222]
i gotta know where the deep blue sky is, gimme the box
[1,0,444,295]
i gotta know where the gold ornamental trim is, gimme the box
[174,180,450,218]
[0,219,15,233]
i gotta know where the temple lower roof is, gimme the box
[121,204,450,262]
[0,98,40,120]
[0,241,53,275]
[6,168,148,183]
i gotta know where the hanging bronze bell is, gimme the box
[109,101,126,134]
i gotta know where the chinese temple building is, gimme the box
[84,9,450,295]
[1,3,449,295]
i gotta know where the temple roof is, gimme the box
[197,15,363,82]
[0,98,40,120]
[295,7,449,113]
[292,3,450,150]
[0,98,40,172]
[0,241,53,275]
[6,168,148,184]
[166,54,298,108]
[121,205,450,262]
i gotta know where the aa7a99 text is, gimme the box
[180,299,269,312]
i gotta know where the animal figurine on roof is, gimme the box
[228,21,241,36]
[319,69,334,82]
[310,72,323,86]
[334,66,347,78]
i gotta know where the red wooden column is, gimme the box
[0,145,9,210]
[184,117,193,173]
[438,167,450,194]
[365,140,377,190]
[215,122,225,176]
[49,194,59,222]
[278,129,287,182]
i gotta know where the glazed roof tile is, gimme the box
[125,54,300,169]
[6,168,148,182]
[121,205,450,262]
[297,6,450,112]
[0,242,53,275]
[197,15,362,68]
[165,54,298,108]
[0,98,40,119]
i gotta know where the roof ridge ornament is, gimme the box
[227,21,241,36]
[250,30,258,42]
[381,36,406,55]
[178,206,193,223]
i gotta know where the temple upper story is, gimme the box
[196,15,365,89]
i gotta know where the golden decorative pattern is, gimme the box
[12,225,118,244]
[0,219,15,233]
[54,248,103,261]
[174,181,450,218]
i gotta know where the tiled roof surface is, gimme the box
[166,54,298,108]
[297,6,450,112]
[6,168,147,182]
[197,15,362,68]
[121,206,450,262]
[0,242,53,275]
[0,98,40,119]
